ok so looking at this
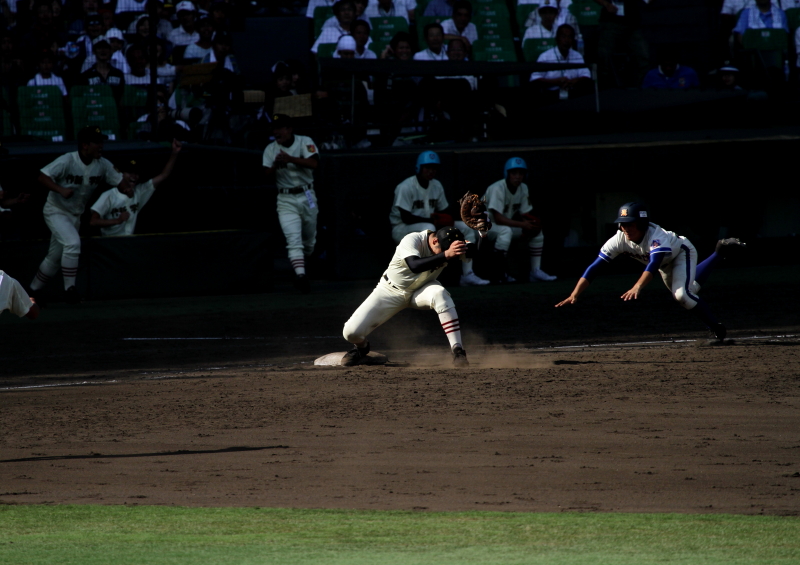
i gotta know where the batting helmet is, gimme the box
[416,150,441,173]
[504,157,527,178]
[616,202,649,224]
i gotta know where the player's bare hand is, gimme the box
[172,139,182,153]
[555,295,578,308]
[621,286,641,301]
[118,211,131,223]
[275,151,292,164]
[444,240,467,259]
[60,187,74,199]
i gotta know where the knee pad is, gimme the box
[673,287,698,310]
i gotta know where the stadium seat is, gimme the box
[121,85,149,110]
[474,2,510,20]
[370,16,408,49]
[473,37,516,54]
[314,5,334,39]
[19,113,66,141]
[17,86,66,141]
[474,14,512,40]
[70,85,114,99]
[71,95,120,140]
[569,0,601,26]
[523,37,555,61]
[127,120,149,140]
[17,85,64,113]
[473,49,517,62]
[316,42,338,58]
[742,27,788,51]
[515,3,538,29]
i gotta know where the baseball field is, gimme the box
[1,263,799,563]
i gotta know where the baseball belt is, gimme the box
[278,183,313,195]
[382,273,402,291]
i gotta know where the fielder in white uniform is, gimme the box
[0,271,39,319]
[262,114,320,293]
[29,126,124,304]
[342,226,471,366]
[482,157,557,283]
[556,201,746,340]
[90,139,182,236]
[391,151,489,287]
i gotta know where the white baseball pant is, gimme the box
[277,191,318,261]
[31,209,82,290]
[659,239,700,310]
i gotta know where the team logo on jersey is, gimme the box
[307,145,317,153]
[650,239,661,249]
[620,208,628,217]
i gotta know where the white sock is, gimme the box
[31,259,59,291]
[290,257,306,276]
[438,309,462,350]
[62,257,79,290]
[462,258,474,275]
[530,246,543,272]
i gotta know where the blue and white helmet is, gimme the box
[504,157,527,178]
[416,150,441,173]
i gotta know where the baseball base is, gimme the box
[314,351,389,366]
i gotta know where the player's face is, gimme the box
[507,170,525,188]
[418,164,438,183]
[428,235,442,254]
[119,175,136,196]
[272,125,293,145]
[619,222,644,243]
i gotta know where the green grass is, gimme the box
[2,506,799,564]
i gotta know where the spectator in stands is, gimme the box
[442,0,477,49]
[154,39,177,89]
[414,21,448,60]
[124,43,151,84]
[20,0,68,62]
[325,0,368,27]
[642,52,699,89]
[380,29,413,59]
[594,0,649,88]
[134,86,198,141]
[67,0,98,38]
[312,0,356,54]
[168,1,200,46]
[424,0,455,17]
[733,0,789,47]
[201,31,239,73]
[76,13,104,61]
[106,28,131,73]
[363,0,411,24]
[523,4,558,40]
[114,0,149,23]
[334,34,357,58]
[209,1,229,32]
[351,19,377,58]
[27,50,68,96]
[444,37,477,90]
[530,24,592,100]
[269,62,297,99]
[182,17,214,61]
[717,63,744,90]
[127,3,172,39]
[525,0,580,36]
[79,36,124,98]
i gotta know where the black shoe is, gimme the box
[64,286,82,305]
[452,345,469,367]
[716,238,746,256]
[293,274,310,294]
[710,322,727,341]
[342,341,370,366]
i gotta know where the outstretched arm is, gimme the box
[151,139,182,188]
[556,277,591,307]
[620,253,664,301]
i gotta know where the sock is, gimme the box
[290,257,306,276]
[695,252,720,287]
[62,257,79,290]
[530,246,543,272]
[462,258,474,275]
[31,259,59,291]
[438,309,462,350]
[692,297,720,329]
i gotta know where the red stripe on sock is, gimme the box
[36,271,51,282]
[441,320,459,329]
[444,327,461,334]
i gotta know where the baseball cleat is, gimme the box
[710,322,727,341]
[460,271,490,286]
[452,345,469,367]
[715,238,746,255]
[530,268,557,282]
[293,274,311,294]
[342,341,370,366]
[64,286,82,305]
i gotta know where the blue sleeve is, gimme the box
[644,252,665,274]
[733,9,748,35]
[582,256,608,281]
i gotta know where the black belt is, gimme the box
[278,183,312,194]
[383,273,402,290]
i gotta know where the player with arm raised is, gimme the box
[556,201,745,340]
[90,139,182,236]
[342,226,473,367]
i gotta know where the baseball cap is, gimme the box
[435,226,465,252]
[92,34,109,46]
[105,27,124,41]
[117,158,143,175]
[176,0,195,11]
[334,35,357,55]
[538,2,558,11]
[77,126,109,143]
[270,113,293,129]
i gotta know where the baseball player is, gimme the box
[262,113,320,293]
[555,201,745,340]
[0,271,39,320]
[390,151,489,287]
[29,126,124,304]
[481,157,557,283]
[90,139,182,236]
[342,225,472,367]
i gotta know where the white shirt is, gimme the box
[364,0,413,23]
[184,42,212,60]
[262,134,319,189]
[312,22,349,52]
[125,69,152,85]
[483,179,532,223]
[27,73,68,96]
[306,0,336,18]
[530,46,591,85]
[441,18,479,44]
[41,152,123,216]
[522,23,557,40]
[413,47,448,60]
[157,63,177,86]
[390,175,448,226]
[599,223,685,270]
[91,180,156,236]
[168,25,200,46]
[115,0,147,13]
[384,230,446,291]
[0,271,33,318]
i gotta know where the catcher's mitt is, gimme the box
[458,192,492,233]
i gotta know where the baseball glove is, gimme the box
[522,212,541,236]
[458,192,492,234]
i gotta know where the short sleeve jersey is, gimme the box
[262,135,319,190]
[390,175,449,226]
[599,223,684,268]
[385,230,446,291]
[90,179,156,236]
[483,179,532,223]
[41,152,124,216]
[0,271,33,317]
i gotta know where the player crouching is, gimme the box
[342,226,473,367]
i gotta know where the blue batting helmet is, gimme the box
[416,150,441,173]
[504,157,527,178]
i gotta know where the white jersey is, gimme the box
[90,179,156,236]
[413,47,448,60]
[530,47,591,85]
[599,223,686,269]
[441,19,479,44]
[384,230,446,291]
[0,271,32,317]
[27,73,68,96]
[522,23,557,40]
[483,179,532,223]
[390,175,448,227]
[262,134,319,189]
[41,152,123,216]
[363,0,413,23]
